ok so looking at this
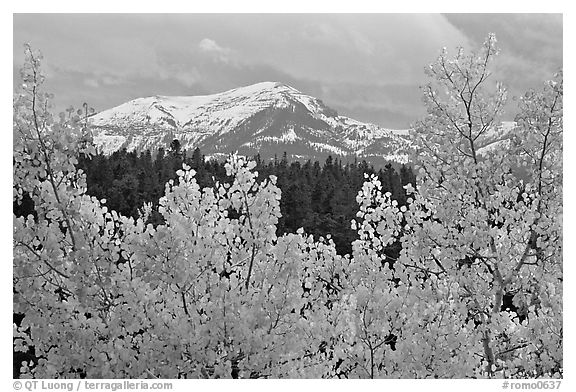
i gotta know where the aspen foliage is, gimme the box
[13,37,562,378]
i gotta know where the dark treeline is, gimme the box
[73,140,416,256]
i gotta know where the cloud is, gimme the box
[443,14,562,57]
[245,14,473,87]
[298,22,344,46]
[198,38,227,53]
[321,82,425,128]
[83,78,99,88]
[82,75,126,89]
[13,14,562,128]
[101,75,124,86]
[442,14,562,92]
[198,38,233,63]
[156,64,201,88]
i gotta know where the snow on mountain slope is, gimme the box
[90,82,410,165]
[476,121,517,156]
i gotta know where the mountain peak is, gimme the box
[90,82,410,166]
[244,81,289,89]
[222,81,298,96]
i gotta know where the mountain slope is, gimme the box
[90,82,410,165]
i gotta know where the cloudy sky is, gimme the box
[13,13,562,128]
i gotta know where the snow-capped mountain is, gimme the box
[90,82,410,166]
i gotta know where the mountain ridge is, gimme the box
[90,81,411,166]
